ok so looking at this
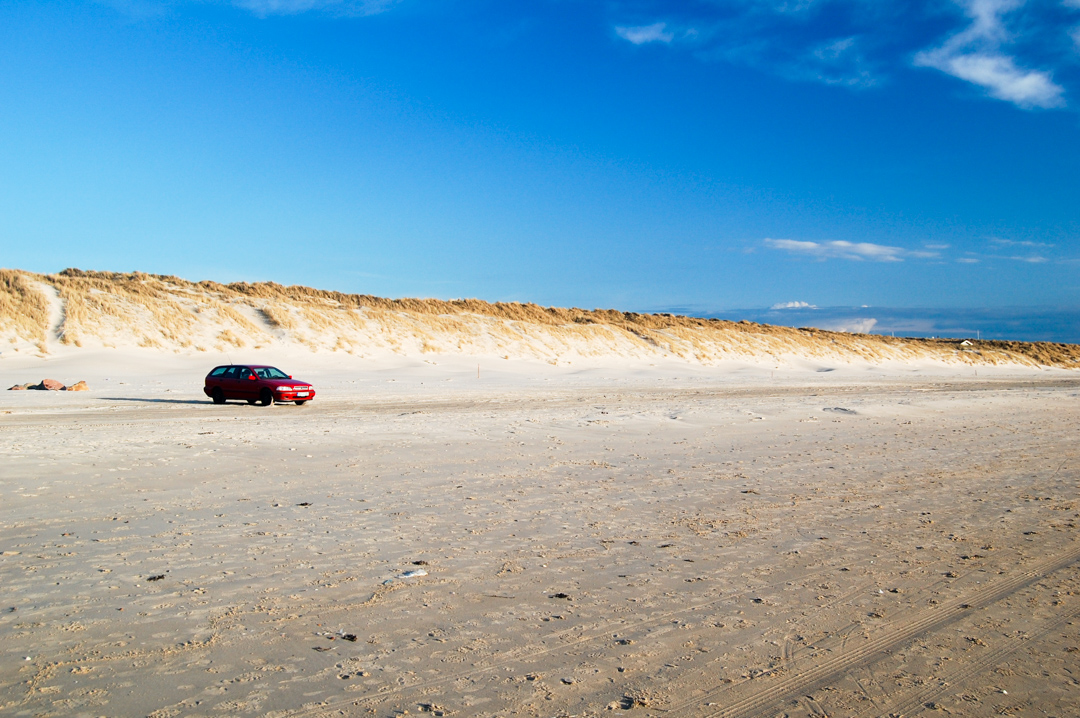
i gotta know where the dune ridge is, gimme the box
[1,267,1077,368]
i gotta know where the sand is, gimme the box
[2,352,1079,717]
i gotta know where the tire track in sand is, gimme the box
[664,541,1080,718]
[859,600,1080,718]
[273,558,879,718]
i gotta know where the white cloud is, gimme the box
[771,301,817,309]
[991,237,1054,248]
[232,0,397,16]
[914,0,1065,109]
[806,35,877,87]
[764,238,935,262]
[615,23,674,45]
[819,318,878,333]
[957,257,981,263]
[925,243,951,250]
[926,52,1064,107]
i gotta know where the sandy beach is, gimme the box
[2,353,1079,717]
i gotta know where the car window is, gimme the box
[255,367,289,379]
[222,367,239,378]
[238,368,255,380]
[209,367,228,377]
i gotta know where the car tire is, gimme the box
[295,400,307,405]
[211,387,225,405]
[247,398,257,405]
[259,389,274,407]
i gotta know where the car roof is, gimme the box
[214,364,277,368]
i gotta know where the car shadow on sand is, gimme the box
[99,397,212,405]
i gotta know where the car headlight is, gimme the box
[276,386,294,392]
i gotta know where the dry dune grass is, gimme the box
[2,267,1079,368]
[0,269,50,351]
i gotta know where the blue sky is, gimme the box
[2,0,1079,338]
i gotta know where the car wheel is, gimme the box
[295,400,307,405]
[259,389,274,406]
[211,387,225,405]
[247,398,257,405]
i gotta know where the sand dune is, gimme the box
[2,268,1077,369]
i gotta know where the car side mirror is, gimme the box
[248,375,257,381]
[288,375,292,379]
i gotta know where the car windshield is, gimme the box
[254,367,289,379]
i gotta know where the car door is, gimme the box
[206,366,228,396]
[235,366,258,400]
[219,366,241,399]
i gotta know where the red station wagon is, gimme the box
[203,365,316,406]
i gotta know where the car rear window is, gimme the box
[209,367,228,377]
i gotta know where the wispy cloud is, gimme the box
[234,0,398,16]
[990,237,1055,248]
[771,300,817,309]
[914,0,1065,108]
[612,2,889,87]
[99,0,400,16]
[615,22,674,45]
[764,238,940,262]
[610,0,1077,107]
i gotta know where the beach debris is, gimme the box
[317,630,360,642]
[312,646,334,652]
[7,379,89,391]
[418,703,449,716]
[296,502,312,507]
[823,407,857,415]
[383,568,428,586]
[147,574,165,582]
[610,694,652,710]
[549,592,571,600]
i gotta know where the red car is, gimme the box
[203,365,315,406]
